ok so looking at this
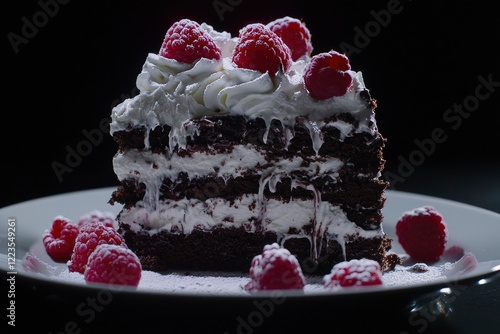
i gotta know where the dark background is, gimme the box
[3,0,499,213]
[2,2,500,333]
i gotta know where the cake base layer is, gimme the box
[118,224,398,275]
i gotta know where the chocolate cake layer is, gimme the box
[112,113,386,175]
[119,224,395,274]
[110,174,388,230]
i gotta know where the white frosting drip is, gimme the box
[113,145,344,211]
[119,194,381,238]
[110,23,376,153]
[112,62,371,143]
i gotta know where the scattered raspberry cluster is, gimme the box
[247,205,450,292]
[42,203,450,291]
[159,17,353,100]
[246,243,384,291]
[42,210,142,287]
[68,219,127,274]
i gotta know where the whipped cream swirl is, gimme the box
[110,23,375,152]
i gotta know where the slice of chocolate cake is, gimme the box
[108,17,398,274]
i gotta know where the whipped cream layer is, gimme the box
[113,144,343,206]
[118,195,383,260]
[110,23,377,153]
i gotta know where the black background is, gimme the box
[2,2,500,333]
[3,0,499,211]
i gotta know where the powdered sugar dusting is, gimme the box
[139,271,249,294]
[23,250,479,295]
[55,269,251,295]
[48,263,455,295]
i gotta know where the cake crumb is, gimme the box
[407,263,430,273]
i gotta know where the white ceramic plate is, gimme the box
[1,187,500,299]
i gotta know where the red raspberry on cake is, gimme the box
[84,244,142,287]
[68,221,127,274]
[246,243,306,291]
[303,50,353,99]
[266,16,313,61]
[232,23,292,77]
[323,258,383,289]
[77,209,115,230]
[159,18,222,64]
[42,216,79,262]
[395,205,448,262]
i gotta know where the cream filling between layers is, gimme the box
[118,195,383,259]
[113,145,343,180]
[113,144,344,209]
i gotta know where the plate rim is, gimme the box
[1,187,500,300]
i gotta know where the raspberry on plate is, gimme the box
[42,216,79,262]
[246,243,306,291]
[303,50,353,99]
[232,23,292,77]
[77,209,115,230]
[159,18,222,64]
[266,16,313,61]
[68,221,127,274]
[395,205,448,262]
[323,258,383,289]
[84,244,142,287]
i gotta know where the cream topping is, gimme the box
[110,23,376,154]
[113,145,342,183]
[118,195,382,239]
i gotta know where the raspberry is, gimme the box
[159,18,222,64]
[395,205,448,262]
[266,16,313,61]
[303,50,353,99]
[68,221,127,274]
[42,216,79,262]
[246,243,306,291]
[323,258,383,289]
[84,244,142,287]
[77,209,115,230]
[232,23,292,77]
